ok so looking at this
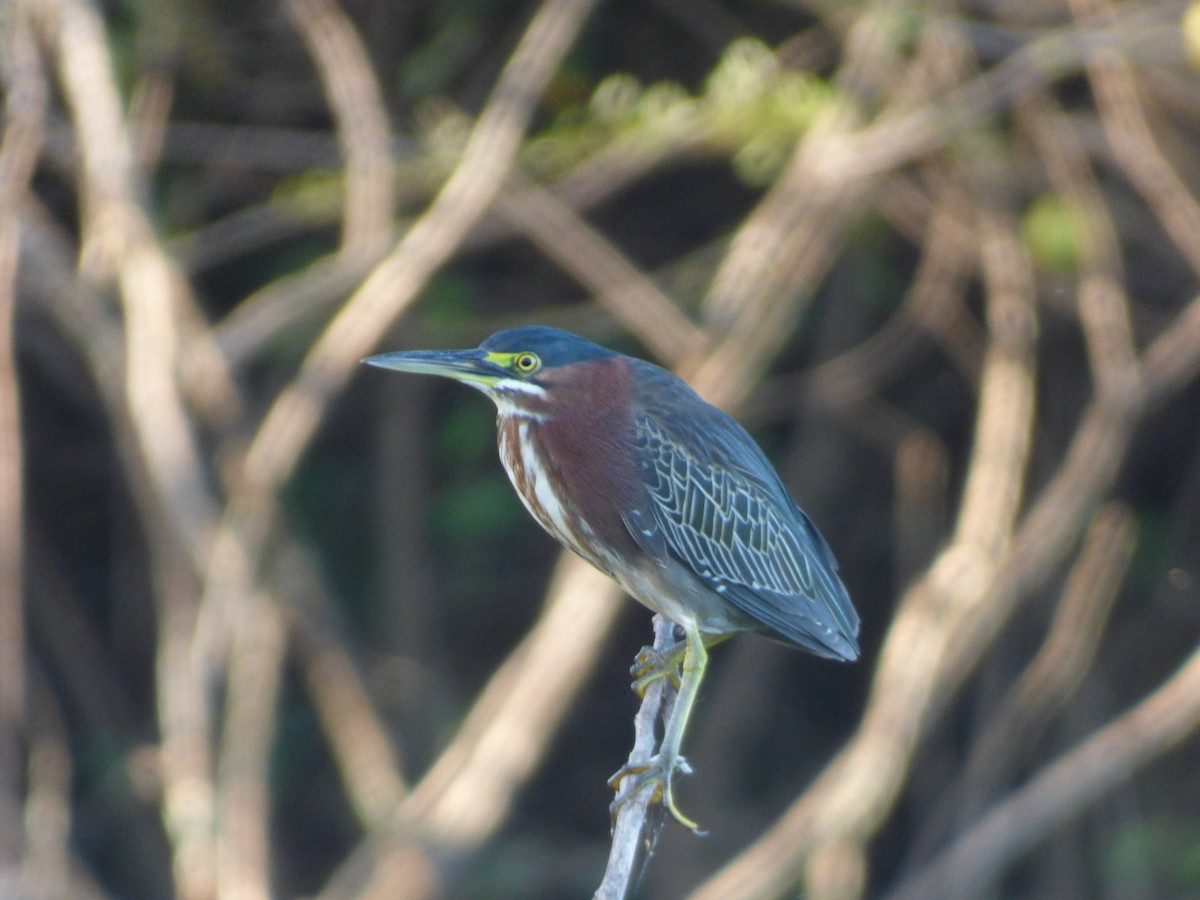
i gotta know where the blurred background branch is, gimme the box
[0,0,45,878]
[3,0,1200,898]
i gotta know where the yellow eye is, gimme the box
[513,351,541,374]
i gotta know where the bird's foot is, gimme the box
[630,642,685,696]
[608,753,704,834]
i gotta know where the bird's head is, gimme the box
[364,326,618,418]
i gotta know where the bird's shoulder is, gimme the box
[627,360,785,493]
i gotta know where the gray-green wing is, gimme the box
[624,371,859,660]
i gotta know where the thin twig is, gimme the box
[494,175,705,366]
[215,592,286,900]
[197,0,603,689]
[800,189,979,410]
[199,8,603,895]
[37,1,224,896]
[901,503,1136,868]
[1142,292,1200,398]
[885,638,1200,900]
[1072,0,1200,278]
[278,543,409,827]
[689,4,937,405]
[22,670,106,900]
[211,250,381,369]
[208,126,704,369]
[286,0,394,257]
[23,190,410,888]
[840,8,1183,182]
[212,6,396,891]
[241,0,600,496]
[690,227,1200,900]
[403,556,619,843]
[596,615,677,900]
[317,559,621,899]
[691,158,1041,900]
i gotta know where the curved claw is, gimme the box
[630,643,684,695]
[609,754,705,834]
[630,632,733,696]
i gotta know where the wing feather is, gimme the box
[625,368,859,660]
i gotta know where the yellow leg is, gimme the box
[658,619,706,831]
[610,619,709,833]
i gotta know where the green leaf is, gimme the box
[1022,194,1085,272]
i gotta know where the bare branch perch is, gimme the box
[596,615,677,900]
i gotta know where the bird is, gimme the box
[364,326,859,831]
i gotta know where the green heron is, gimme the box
[365,326,859,830]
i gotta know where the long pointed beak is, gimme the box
[362,348,505,388]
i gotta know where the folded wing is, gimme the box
[623,370,859,661]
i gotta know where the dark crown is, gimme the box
[481,327,617,368]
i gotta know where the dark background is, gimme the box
[4,0,1200,897]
